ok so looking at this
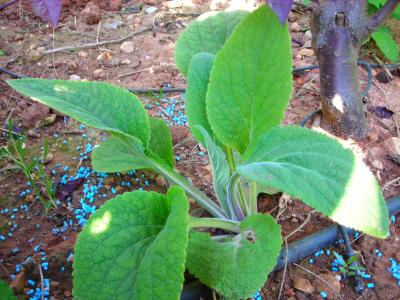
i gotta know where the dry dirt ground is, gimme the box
[0,1,400,299]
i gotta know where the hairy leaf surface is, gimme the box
[149,117,174,168]
[73,187,189,300]
[174,10,248,76]
[238,126,389,238]
[186,214,282,299]
[186,53,215,144]
[7,79,150,147]
[206,5,292,154]
[92,134,150,172]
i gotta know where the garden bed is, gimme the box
[1,1,399,299]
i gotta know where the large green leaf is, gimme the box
[237,126,389,238]
[149,117,174,169]
[0,280,17,300]
[186,53,215,145]
[73,187,189,300]
[174,10,249,76]
[186,214,282,299]
[206,5,293,154]
[197,126,231,216]
[92,134,150,173]
[371,26,399,62]
[7,79,150,146]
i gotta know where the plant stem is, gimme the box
[225,147,249,216]
[189,216,240,233]
[148,156,227,219]
[225,147,236,174]
[227,173,245,220]
[249,181,258,215]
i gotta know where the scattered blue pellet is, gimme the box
[388,258,400,285]
[367,283,375,289]
[320,291,328,298]
[309,258,314,264]
[253,290,262,300]
[391,215,396,223]
[41,262,49,271]
[11,248,20,255]
[198,151,205,157]
[15,264,22,273]
[374,249,383,257]
[28,279,36,286]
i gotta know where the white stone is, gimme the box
[120,41,135,54]
[69,74,81,80]
[145,6,158,14]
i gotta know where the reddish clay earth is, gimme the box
[0,1,399,299]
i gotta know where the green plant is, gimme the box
[0,121,56,213]
[333,251,366,278]
[7,5,389,299]
[368,0,400,62]
[0,279,17,300]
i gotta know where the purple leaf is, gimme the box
[266,0,293,25]
[56,178,84,201]
[373,106,394,119]
[31,0,63,27]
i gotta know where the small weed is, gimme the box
[333,251,366,278]
[0,121,57,214]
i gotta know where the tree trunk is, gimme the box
[311,0,399,139]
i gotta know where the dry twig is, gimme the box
[43,27,151,54]
[278,213,312,299]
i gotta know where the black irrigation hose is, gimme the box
[0,67,27,79]
[0,0,18,11]
[299,109,322,127]
[274,195,400,271]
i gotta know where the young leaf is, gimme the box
[92,134,150,173]
[0,280,17,300]
[197,126,231,216]
[7,79,150,147]
[73,187,189,300]
[237,126,389,238]
[333,251,347,267]
[371,26,399,62]
[186,214,282,300]
[31,0,63,27]
[347,255,358,266]
[149,117,174,169]
[206,5,292,154]
[266,0,293,25]
[174,10,249,76]
[186,53,216,145]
